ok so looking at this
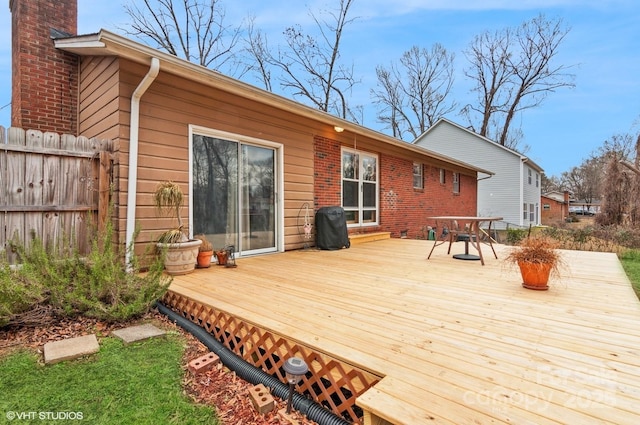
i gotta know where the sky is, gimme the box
[1,0,639,177]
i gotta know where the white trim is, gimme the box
[341,146,379,228]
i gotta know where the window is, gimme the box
[536,173,539,188]
[439,168,446,184]
[523,203,528,220]
[413,163,423,189]
[543,204,550,210]
[452,172,460,194]
[528,169,532,185]
[342,148,378,226]
[529,203,535,222]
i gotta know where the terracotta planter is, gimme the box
[518,261,552,290]
[197,250,214,268]
[215,250,228,266]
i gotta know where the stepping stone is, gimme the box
[44,334,99,365]
[112,323,166,345]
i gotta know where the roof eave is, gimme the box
[55,30,490,175]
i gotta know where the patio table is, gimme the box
[426,216,502,265]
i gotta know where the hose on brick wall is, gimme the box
[155,302,351,425]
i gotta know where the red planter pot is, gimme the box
[197,250,214,268]
[518,261,552,290]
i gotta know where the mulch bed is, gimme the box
[0,309,319,425]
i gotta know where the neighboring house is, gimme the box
[570,199,602,215]
[10,0,488,258]
[543,190,570,203]
[541,192,570,225]
[413,118,544,229]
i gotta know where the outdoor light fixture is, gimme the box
[334,126,344,133]
[282,356,309,414]
[224,245,236,268]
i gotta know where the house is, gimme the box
[541,191,570,225]
[413,118,544,229]
[9,0,489,259]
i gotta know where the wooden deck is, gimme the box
[166,238,640,425]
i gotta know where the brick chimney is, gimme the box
[10,0,79,134]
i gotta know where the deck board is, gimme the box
[169,239,640,424]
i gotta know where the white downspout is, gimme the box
[125,57,160,269]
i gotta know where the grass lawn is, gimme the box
[0,333,219,425]
[620,249,640,300]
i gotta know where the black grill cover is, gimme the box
[315,206,350,250]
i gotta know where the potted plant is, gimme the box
[195,234,214,268]
[505,235,563,290]
[153,181,202,275]
[215,247,228,266]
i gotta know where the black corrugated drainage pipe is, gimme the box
[155,302,352,425]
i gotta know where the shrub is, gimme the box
[0,260,45,327]
[506,228,528,245]
[4,214,172,326]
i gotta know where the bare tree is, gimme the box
[561,156,604,212]
[598,152,632,226]
[540,173,563,193]
[601,133,640,225]
[371,67,402,137]
[463,14,575,149]
[121,0,241,72]
[244,0,359,120]
[240,16,272,91]
[372,44,456,140]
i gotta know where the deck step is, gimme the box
[349,232,391,245]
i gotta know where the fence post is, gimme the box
[98,151,112,233]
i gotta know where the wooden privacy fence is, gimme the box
[0,126,113,263]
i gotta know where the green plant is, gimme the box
[195,234,213,252]
[3,210,171,325]
[0,334,219,424]
[619,249,640,300]
[0,260,45,327]
[153,181,188,244]
[506,228,528,245]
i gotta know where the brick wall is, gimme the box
[380,154,476,237]
[541,196,566,225]
[314,135,477,238]
[314,136,343,206]
[10,0,78,133]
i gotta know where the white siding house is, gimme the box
[413,118,544,229]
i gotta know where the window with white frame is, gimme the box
[342,148,378,226]
[452,172,460,194]
[529,203,535,222]
[528,169,532,185]
[413,163,423,189]
[523,203,528,220]
[536,173,539,188]
[439,168,446,184]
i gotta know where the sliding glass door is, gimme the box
[192,133,277,256]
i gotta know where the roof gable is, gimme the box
[415,118,544,173]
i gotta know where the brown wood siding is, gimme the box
[78,57,121,141]
[113,60,321,253]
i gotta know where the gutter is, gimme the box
[125,57,160,269]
